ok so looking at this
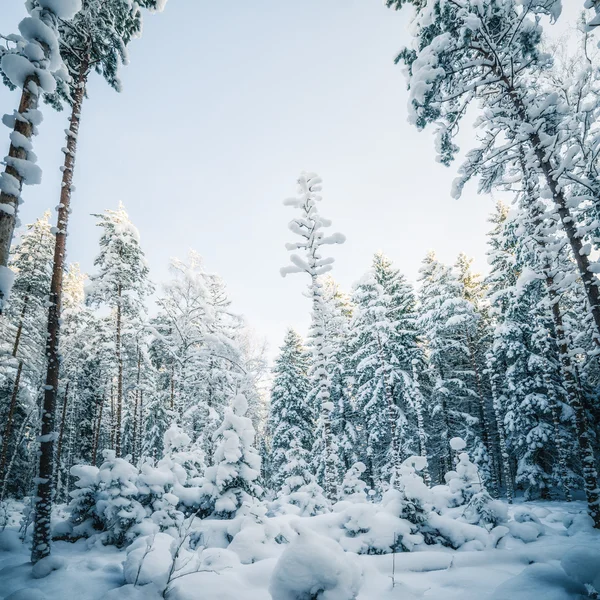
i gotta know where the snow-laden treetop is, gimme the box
[281,172,345,280]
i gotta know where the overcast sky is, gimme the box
[0,1,583,358]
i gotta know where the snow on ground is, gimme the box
[0,500,598,600]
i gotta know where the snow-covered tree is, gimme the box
[417,252,485,483]
[86,204,153,457]
[348,253,423,489]
[0,212,53,499]
[0,0,81,304]
[199,393,262,518]
[267,329,312,492]
[281,172,345,497]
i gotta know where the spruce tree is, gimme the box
[267,329,312,492]
[417,252,484,483]
[86,204,153,456]
[281,172,345,497]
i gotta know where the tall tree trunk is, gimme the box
[411,361,431,486]
[170,362,175,411]
[311,275,335,497]
[115,284,123,456]
[138,390,144,460]
[54,382,70,497]
[132,349,141,463]
[110,383,115,449]
[0,289,31,483]
[376,334,401,484]
[0,77,39,308]
[92,387,105,466]
[466,332,498,493]
[31,57,88,563]
[0,360,22,484]
[486,353,514,503]
[1,408,34,501]
[488,68,600,344]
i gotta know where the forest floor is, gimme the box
[0,500,598,600]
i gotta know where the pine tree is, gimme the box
[417,252,484,483]
[267,329,312,492]
[0,213,53,498]
[281,172,345,497]
[388,0,600,350]
[199,393,262,518]
[86,204,153,456]
[0,1,81,302]
[349,253,423,489]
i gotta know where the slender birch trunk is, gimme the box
[31,55,89,563]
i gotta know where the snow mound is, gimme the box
[0,528,21,551]
[123,533,174,589]
[449,437,466,451]
[269,524,362,600]
[6,590,47,600]
[492,563,587,600]
[560,546,600,589]
[31,555,65,579]
[37,0,82,19]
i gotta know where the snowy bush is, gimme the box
[269,524,362,600]
[227,500,281,563]
[199,394,262,518]
[338,463,367,503]
[67,451,146,547]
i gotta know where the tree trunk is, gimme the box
[486,353,514,503]
[31,57,88,564]
[411,361,431,486]
[170,362,175,411]
[466,332,498,493]
[138,390,144,460]
[92,387,105,466]
[0,77,39,308]
[115,284,123,456]
[110,383,115,449]
[490,69,600,345]
[0,360,22,485]
[1,408,34,501]
[54,382,70,497]
[311,275,335,497]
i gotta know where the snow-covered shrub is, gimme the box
[67,450,145,547]
[462,491,508,529]
[123,532,175,589]
[227,500,281,563]
[269,524,363,600]
[67,464,102,539]
[199,394,262,518]
[394,457,451,548]
[136,458,184,534]
[338,463,367,503]
[274,440,331,517]
[445,450,484,507]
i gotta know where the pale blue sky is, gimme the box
[0,1,583,356]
